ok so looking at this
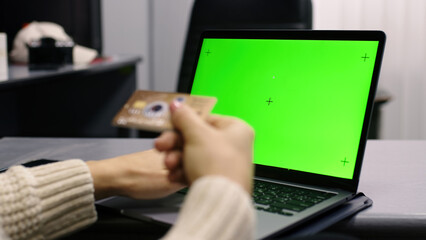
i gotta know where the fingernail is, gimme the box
[170,100,182,112]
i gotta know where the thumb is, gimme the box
[169,101,209,140]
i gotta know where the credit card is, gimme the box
[112,90,217,132]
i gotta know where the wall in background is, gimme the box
[151,0,194,91]
[312,0,426,139]
[101,0,193,91]
[101,0,150,90]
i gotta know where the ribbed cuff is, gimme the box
[0,160,97,240]
[163,176,255,240]
[0,223,9,240]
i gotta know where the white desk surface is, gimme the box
[359,140,426,216]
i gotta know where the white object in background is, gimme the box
[9,21,98,65]
[0,33,8,81]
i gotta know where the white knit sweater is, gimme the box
[0,160,254,240]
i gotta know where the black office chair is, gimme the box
[177,0,313,92]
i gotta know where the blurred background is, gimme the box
[1,0,425,139]
[101,0,426,140]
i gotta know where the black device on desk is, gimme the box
[28,37,74,70]
[190,30,385,239]
[0,159,58,173]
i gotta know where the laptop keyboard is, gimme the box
[253,180,336,216]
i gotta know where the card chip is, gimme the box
[132,101,147,109]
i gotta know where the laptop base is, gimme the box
[271,192,372,239]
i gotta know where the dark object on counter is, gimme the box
[28,37,74,70]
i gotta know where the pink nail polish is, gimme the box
[170,100,182,112]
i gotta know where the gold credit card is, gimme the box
[112,90,217,132]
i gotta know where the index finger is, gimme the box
[206,114,238,128]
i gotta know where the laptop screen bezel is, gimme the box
[185,30,386,192]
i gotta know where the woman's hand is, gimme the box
[86,149,184,200]
[155,101,254,193]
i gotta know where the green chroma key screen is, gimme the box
[191,38,379,179]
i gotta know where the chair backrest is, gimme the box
[177,0,313,92]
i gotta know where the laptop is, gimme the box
[98,30,386,239]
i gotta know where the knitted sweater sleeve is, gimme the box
[163,176,255,240]
[0,161,254,240]
[0,160,97,240]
